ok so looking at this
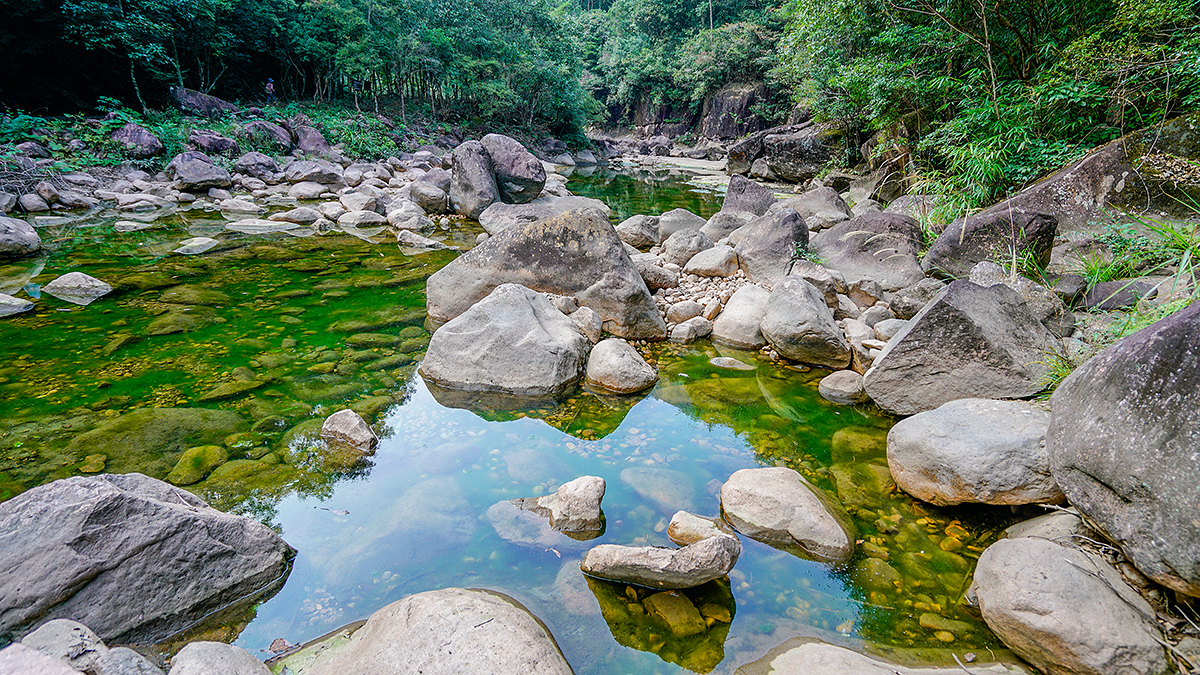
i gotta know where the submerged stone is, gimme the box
[166,445,229,485]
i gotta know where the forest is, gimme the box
[1,0,1198,201]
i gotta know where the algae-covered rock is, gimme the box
[63,408,248,479]
[159,285,230,306]
[166,445,229,485]
[145,306,218,336]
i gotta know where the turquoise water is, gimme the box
[0,175,1015,673]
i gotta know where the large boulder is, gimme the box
[111,122,163,158]
[616,215,661,249]
[657,208,708,242]
[760,277,851,368]
[420,283,589,397]
[232,151,280,179]
[662,228,713,267]
[720,467,855,562]
[477,195,610,235]
[766,187,853,230]
[887,399,1062,506]
[294,125,330,155]
[809,212,925,291]
[298,588,572,675]
[426,209,665,339]
[168,642,268,675]
[1047,301,1200,596]
[721,174,776,216]
[284,159,341,184]
[922,208,1057,279]
[968,262,1074,337]
[585,338,658,394]
[581,534,741,589]
[973,538,1168,675]
[165,151,231,191]
[863,280,1058,415]
[187,129,239,156]
[170,87,237,118]
[733,207,807,285]
[0,216,41,258]
[710,284,770,349]
[736,639,1030,675]
[763,124,840,183]
[727,124,805,175]
[528,475,605,534]
[0,473,293,643]
[236,121,293,152]
[448,140,499,219]
[480,134,546,204]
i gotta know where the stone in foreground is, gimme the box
[887,399,1062,506]
[973,537,1168,675]
[581,534,741,589]
[0,473,293,644]
[168,641,268,675]
[736,638,1031,675]
[817,370,869,405]
[720,467,855,562]
[585,338,658,394]
[863,280,1058,415]
[321,409,378,454]
[1047,301,1200,597]
[298,588,572,675]
[421,284,589,397]
[426,209,665,339]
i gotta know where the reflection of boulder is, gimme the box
[423,380,636,440]
[486,500,594,549]
[492,475,606,543]
[586,576,735,674]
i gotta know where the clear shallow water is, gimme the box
[0,175,1017,673]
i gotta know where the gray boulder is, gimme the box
[973,538,1168,675]
[616,214,660,248]
[863,280,1058,415]
[923,208,1057,279]
[111,123,163,159]
[480,134,546,204]
[721,467,855,561]
[657,208,707,242]
[0,293,34,317]
[1047,301,1200,597]
[684,245,738,277]
[417,167,452,192]
[969,261,1074,337]
[236,121,293,153]
[700,210,752,242]
[166,151,231,191]
[766,187,852,230]
[0,643,81,675]
[763,124,838,183]
[426,209,665,339]
[890,277,947,319]
[477,196,610,235]
[168,641,269,675]
[722,174,776,216]
[19,193,49,213]
[667,511,736,546]
[420,284,589,397]
[169,87,237,118]
[711,284,770,349]
[887,399,1062,506]
[733,207,807,285]
[232,152,280,179]
[284,159,341,184]
[761,277,851,368]
[631,253,679,291]
[0,473,293,643]
[320,409,378,454]
[294,125,330,155]
[810,212,924,291]
[662,228,713,267]
[187,129,239,156]
[581,534,741,589]
[42,272,112,306]
[818,370,868,405]
[21,619,107,673]
[0,216,41,258]
[585,338,658,394]
[410,181,449,214]
[449,140,499,219]
[298,588,572,675]
[736,639,1030,675]
[532,475,605,534]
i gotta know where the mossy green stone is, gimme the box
[167,445,229,485]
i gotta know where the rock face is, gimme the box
[969,262,1074,337]
[760,277,851,368]
[0,216,41,258]
[1047,301,1200,597]
[710,284,770,349]
[581,534,741,589]
[426,209,665,339]
[863,280,1058,415]
[722,174,776,216]
[0,473,293,643]
[480,134,546,204]
[922,208,1057,279]
[973,538,1168,675]
[448,140,499,219]
[421,284,589,397]
[321,409,378,453]
[763,124,838,183]
[166,151,232,191]
[111,122,164,158]
[168,642,268,675]
[303,588,572,675]
[585,338,658,394]
[767,187,853,230]
[887,399,1062,506]
[734,208,807,284]
[809,212,925,291]
[170,86,238,118]
[720,467,855,562]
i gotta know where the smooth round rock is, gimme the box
[818,370,869,405]
[585,338,658,394]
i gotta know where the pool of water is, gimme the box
[0,174,1018,673]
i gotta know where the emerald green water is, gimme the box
[0,175,1018,673]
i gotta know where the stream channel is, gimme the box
[0,166,1021,673]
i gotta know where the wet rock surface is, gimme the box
[720,467,855,561]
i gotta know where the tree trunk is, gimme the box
[130,59,148,116]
